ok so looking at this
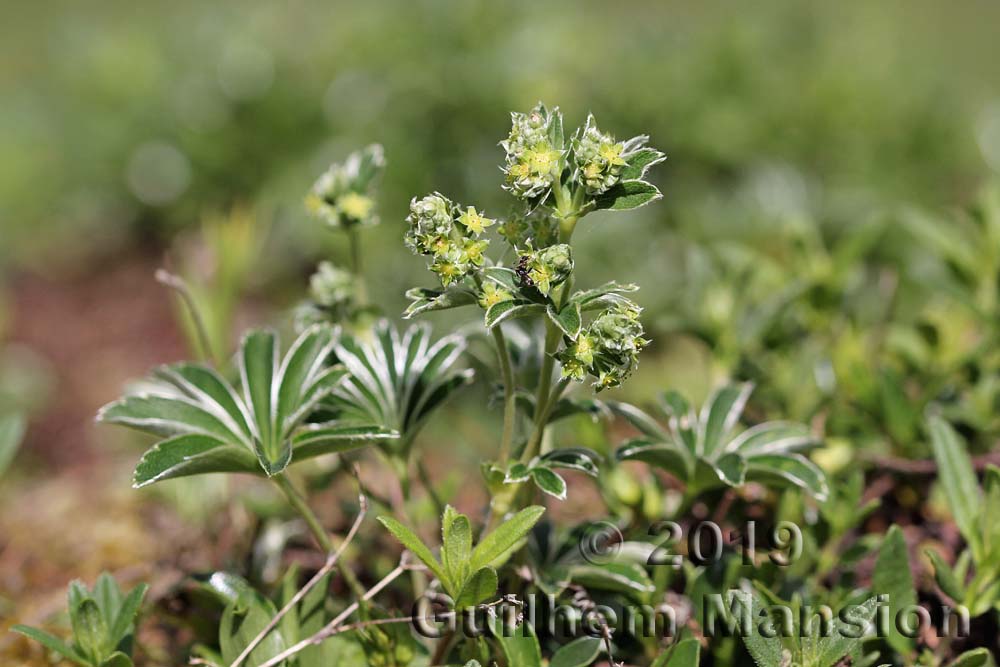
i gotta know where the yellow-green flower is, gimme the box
[338,192,375,222]
[458,206,495,235]
[460,239,489,266]
[478,281,513,309]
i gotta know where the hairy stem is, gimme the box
[347,226,367,305]
[273,474,366,599]
[491,325,517,464]
[155,269,217,366]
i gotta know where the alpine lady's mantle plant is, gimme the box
[403,102,663,511]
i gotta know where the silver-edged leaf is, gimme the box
[531,466,567,500]
[291,424,398,462]
[621,147,666,181]
[485,300,545,329]
[746,453,829,501]
[699,383,753,458]
[547,302,582,339]
[615,437,692,481]
[403,286,477,319]
[593,180,662,212]
[133,434,261,488]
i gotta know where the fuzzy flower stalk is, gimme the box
[301,144,386,327]
[402,102,664,508]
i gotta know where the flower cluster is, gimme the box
[294,261,358,330]
[497,206,559,250]
[501,104,563,200]
[516,243,573,296]
[310,261,355,308]
[404,193,494,287]
[573,115,627,195]
[305,144,385,228]
[558,301,648,390]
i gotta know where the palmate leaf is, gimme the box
[612,383,827,500]
[99,325,396,486]
[379,505,543,607]
[403,285,478,318]
[321,320,472,456]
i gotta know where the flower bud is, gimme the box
[516,243,573,296]
[573,115,627,195]
[404,193,456,257]
[501,103,563,199]
[309,261,354,308]
[306,144,385,228]
[557,301,648,390]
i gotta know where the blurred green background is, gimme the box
[3,0,1000,473]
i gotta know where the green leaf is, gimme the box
[728,590,783,667]
[10,625,85,665]
[928,416,983,559]
[0,412,26,478]
[454,566,498,609]
[726,421,818,456]
[872,525,916,658]
[441,506,473,591]
[291,424,398,462]
[541,448,600,476]
[219,591,286,667]
[403,286,477,318]
[568,562,654,601]
[132,434,261,488]
[153,364,252,439]
[481,267,519,291]
[377,515,449,589]
[746,453,829,501]
[470,505,545,570]
[616,438,692,481]
[948,648,993,667]
[621,147,666,181]
[273,325,336,435]
[504,462,532,483]
[484,300,545,328]
[98,395,245,445]
[72,598,108,665]
[699,383,752,457]
[547,302,582,339]
[100,652,134,667]
[93,573,122,629]
[550,636,603,667]
[651,638,700,667]
[240,330,288,476]
[606,401,671,441]
[811,596,878,667]
[107,583,147,650]
[593,180,662,211]
[925,548,965,601]
[489,614,541,667]
[569,282,639,312]
[706,452,747,487]
[530,466,567,500]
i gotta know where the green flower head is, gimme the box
[573,115,627,196]
[558,300,648,390]
[309,261,355,308]
[405,193,457,257]
[306,144,385,228]
[501,103,564,200]
[498,206,559,250]
[478,280,514,309]
[517,243,573,296]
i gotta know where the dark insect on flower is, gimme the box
[515,253,533,288]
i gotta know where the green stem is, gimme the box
[347,226,367,306]
[491,326,517,464]
[273,474,366,599]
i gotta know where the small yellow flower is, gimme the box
[458,206,494,235]
[529,264,553,294]
[305,193,325,215]
[338,192,375,221]
[599,142,626,166]
[478,282,513,309]
[572,335,595,366]
[460,239,489,266]
[527,145,560,175]
[583,162,602,179]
